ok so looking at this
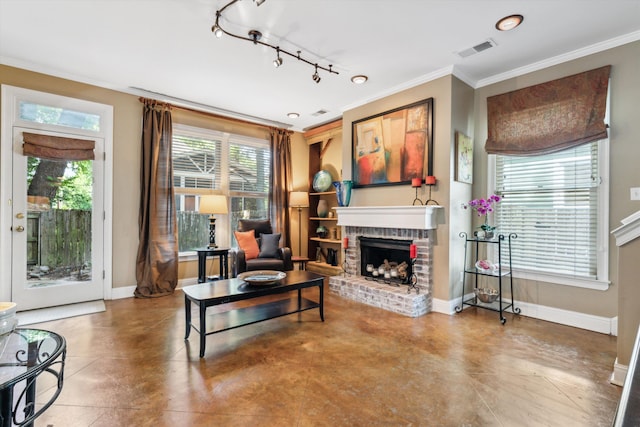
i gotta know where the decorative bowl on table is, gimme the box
[474,288,499,303]
[238,271,286,286]
[475,259,494,273]
[0,302,17,356]
[0,302,17,336]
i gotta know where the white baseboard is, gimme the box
[110,285,136,300]
[610,357,628,386]
[431,297,460,315]
[17,300,106,326]
[431,295,617,335]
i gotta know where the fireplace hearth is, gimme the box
[330,206,442,317]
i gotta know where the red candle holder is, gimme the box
[411,179,424,205]
[424,176,439,205]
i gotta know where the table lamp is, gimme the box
[199,195,228,248]
[289,191,309,256]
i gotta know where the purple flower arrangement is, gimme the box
[465,194,501,232]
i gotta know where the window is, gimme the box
[19,101,101,131]
[492,140,609,290]
[172,125,270,252]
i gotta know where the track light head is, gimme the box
[312,64,321,83]
[273,48,283,67]
[312,73,321,83]
[211,24,223,38]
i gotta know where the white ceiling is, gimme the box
[1,0,639,131]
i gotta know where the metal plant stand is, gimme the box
[455,232,521,324]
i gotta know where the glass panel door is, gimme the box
[11,127,103,310]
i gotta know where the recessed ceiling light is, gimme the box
[351,75,368,84]
[287,112,300,119]
[496,14,523,31]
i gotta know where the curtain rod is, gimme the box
[136,91,291,131]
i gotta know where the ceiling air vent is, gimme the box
[312,109,328,116]
[456,38,497,58]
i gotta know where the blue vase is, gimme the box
[333,180,353,207]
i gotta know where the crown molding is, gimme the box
[475,30,640,88]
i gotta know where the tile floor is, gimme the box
[28,286,620,426]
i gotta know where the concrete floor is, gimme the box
[31,285,620,426]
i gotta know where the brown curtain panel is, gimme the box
[269,128,293,249]
[135,99,178,298]
[486,65,611,156]
[23,132,95,160]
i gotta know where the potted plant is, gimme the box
[464,194,501,239]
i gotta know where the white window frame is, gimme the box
[487,138,610,291]
[172,124,270,258]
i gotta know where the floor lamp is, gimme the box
[199,195,228,248]
[289,191,309,256]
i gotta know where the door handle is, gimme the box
[15,226,24,232]
[16,213,24,219]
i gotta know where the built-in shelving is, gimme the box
[305,120,343,276]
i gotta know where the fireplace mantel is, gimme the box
[335,205,445,230]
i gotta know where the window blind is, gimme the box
[172,133,222,192]
[23,132,95,161]
[495,141,599,277]
[486,66,610,156]
[229,140,270,194]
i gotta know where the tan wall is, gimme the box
[1,64,141,289]
[617,237,640,365]
[342,75,453,301]
[449,77,476,300]
[290,132,309,258]
[473,41,640,323]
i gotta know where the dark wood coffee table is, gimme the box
[183,270,324,357]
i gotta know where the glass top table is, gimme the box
[0,328,66,427]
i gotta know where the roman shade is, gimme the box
[23,132,95,160]
[486,65,610,156]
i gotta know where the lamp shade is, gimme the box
[199,195,228,214]
[289,191,309,208]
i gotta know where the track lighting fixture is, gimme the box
[312,65,321,83]
[211,0,338,82]
[273,48,283,67]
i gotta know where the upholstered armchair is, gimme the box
[231,219,293,277]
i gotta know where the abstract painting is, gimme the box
[352,98,433,188]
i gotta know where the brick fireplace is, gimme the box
[330,206,444,317]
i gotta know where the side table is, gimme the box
[0,328,66,427]
[196,247,230,283]
[291,256,310,271]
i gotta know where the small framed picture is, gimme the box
[455,131,473,184]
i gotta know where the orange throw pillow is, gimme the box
[234,230,260,260]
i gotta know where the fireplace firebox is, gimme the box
[359,237,413,284]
